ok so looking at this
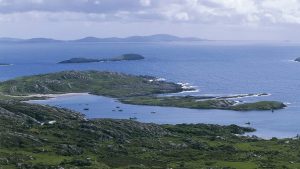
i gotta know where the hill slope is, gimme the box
[0,71,183,97]
[1,101,300,169]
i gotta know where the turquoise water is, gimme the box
[1,41,300,138]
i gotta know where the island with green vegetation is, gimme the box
[58,58,100,64]
[121,96,286,111]
[0,70,286,111]
[295,57,300,62]
[0,100,300,169]
[58,54,145,64]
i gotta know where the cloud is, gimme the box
[1,0,300,40]
[0,11,108,22]
[0,0,300,26]
[29,0,44,4]
[140,0,151,7]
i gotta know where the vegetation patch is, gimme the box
[0,101,299,169]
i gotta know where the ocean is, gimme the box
[1,41,300,138]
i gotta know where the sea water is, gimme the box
[1,41,300,138]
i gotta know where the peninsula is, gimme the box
[0,71,286,111]
[58,54,144,64]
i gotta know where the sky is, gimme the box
[1,0,300,40]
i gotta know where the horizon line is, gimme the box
[0,34,296,42]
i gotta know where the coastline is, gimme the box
[23,92,292,138]
[3,92,89,98]
[26,92,90,98]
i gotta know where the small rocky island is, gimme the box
[295,57,300,62]
[0,63,10,66]
[58,54,144,64]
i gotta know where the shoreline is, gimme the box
[26,92,90,98]
[3,92,90,98]
[22,91,273,102]
[23,92,293,139]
